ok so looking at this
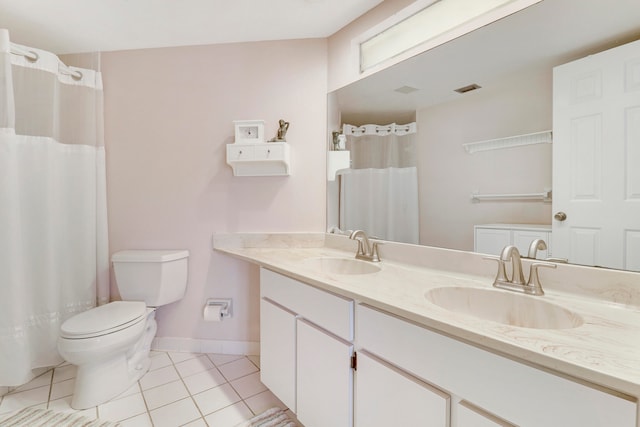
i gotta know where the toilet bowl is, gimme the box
[57,249,188,409]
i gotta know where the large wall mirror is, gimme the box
[327,0,640,271]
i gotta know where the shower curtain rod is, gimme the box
[9,44,83,81]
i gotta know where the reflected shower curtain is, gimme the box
[0,30,109,386]
[339,123,419,244]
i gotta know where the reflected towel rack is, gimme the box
[471,189,551,202]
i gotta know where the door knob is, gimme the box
[554,212,567,221]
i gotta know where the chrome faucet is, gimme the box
[487,245,556,296]
[349,230,380,262]
[527,239,547,259]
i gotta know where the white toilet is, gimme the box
[57,249,189,409]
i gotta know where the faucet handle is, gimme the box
[483,256,508,284]
[369,241,380,262]
[526,262,557,295]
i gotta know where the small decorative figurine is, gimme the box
[269,119,290,142]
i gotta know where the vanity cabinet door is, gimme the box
[456,401,514,427]
[297,319,353,427]
[357,304,636,427]
[512,229,550,258]
[474,227,511,255]
[355,351,449,427]
[260,298,297,412]
[474,225,551,258]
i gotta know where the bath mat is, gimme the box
[0,407,121,427]
[236,407,296,427]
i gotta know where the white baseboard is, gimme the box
[152,337,259,356]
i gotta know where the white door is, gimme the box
[553,39,640,270]
[296,319,353,427]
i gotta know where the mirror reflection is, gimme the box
[327,0,640,271]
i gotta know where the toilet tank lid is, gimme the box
[112,249,189,262]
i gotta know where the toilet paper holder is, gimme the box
[204,298,232,319]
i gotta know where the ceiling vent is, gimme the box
[394,85,419,94]
[454,83,482,94]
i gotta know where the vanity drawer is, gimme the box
[356,303,636,427]
[260,268,353,341]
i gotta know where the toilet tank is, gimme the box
[112,250,189,307]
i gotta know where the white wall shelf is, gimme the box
[226,142,290,176]
[463,130,552,154]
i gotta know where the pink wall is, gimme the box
[101,39,327,343]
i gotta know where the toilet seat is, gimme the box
[61,301,147,339]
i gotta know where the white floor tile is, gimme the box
[149,350,165,358]
[15,370,53,393]
[247,355,260,368]
[181,418,208,427]
[0,351,272,427]
[52,364,77,383]
[168,352,199,364]
[49,378,75,401]
[206,354,244,367]
[114,382,141,400]
[244,390,287,415]
[149,352,173,371]
[98,392,147,422]
[142,380,189,410]
[118,412,153,427]
[204,401,254,427]
[230,372,267,400]
[182,367,227,395]
[149,397,202,427]
[218,358,259,382]
[175,355,215,378]
[192,383,241,416]
[139,365,180,390]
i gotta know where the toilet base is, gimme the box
[71,353,150,409]
[62,309,157,410]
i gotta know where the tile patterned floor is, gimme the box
[0,351,298,426]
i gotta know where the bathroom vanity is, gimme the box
[214,234,640,427]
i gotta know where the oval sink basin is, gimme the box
[425,287,583,329]
[302,257,381,275]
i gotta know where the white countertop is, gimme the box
[214,234,640,398]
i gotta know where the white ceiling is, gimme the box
[0,0,383,54]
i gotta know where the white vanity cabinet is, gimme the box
[357,304,636,427]
[260,268,354,427]
[474,224,551,258]
[456,401,514,427]
[355,351,449,426]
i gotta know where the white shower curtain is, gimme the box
[0,30,109,386]
[339,123,419,244]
